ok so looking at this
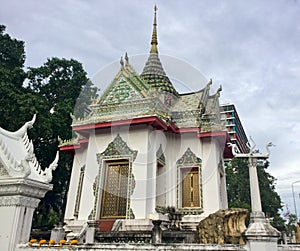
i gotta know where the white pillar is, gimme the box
[244,156,280,251]
[230,140,280,251]
[248,157,262,212]
[0,178,52,251]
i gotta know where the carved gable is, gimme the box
[99,63,150,106]
[102,76,144,104]
[97,134,137,162]
[176,147,202,166]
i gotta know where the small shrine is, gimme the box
[0,115,58,251]
[60,6,229,236]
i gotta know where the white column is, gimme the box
[248,157,262,212]
[230,140,280,251]
[0,179,52,251]
[20,207,36,243]
[244,156,280,251]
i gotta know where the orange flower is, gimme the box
[48,239,56,247]
[59,239,67,247]
[28,239,37,246]
[38,239,46,247]
[69,239,78,246]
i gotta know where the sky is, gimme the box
[1,0,300,217]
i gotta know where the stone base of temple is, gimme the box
[64,219,87,241]
[121,219,154,231]
[181,215,204,231]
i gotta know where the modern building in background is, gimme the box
[220,104,248,154]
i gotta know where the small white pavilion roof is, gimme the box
[0,114,58,183]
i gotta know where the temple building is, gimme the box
[60,7,229,234]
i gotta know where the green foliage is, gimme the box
[27,57,91,229]
[0,25,26,87]
[0,24,98,230]
[226,158,251,211]
[74,79,98,118]
[0,25,32,131]
[226,158,285,230]
[47,208,61,227]
[286,214,297,235]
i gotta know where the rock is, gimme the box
[197,208,248,244]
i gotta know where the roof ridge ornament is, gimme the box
[217,85,222,97]
[120,56,124,69]
[125,52,129,65]
[0,114,36,139]
[0,115,59,183]
[150,5,158,54]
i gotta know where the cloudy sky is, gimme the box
[1,0,300,217]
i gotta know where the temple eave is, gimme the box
[71,116,206,136]
[71,116,168,133]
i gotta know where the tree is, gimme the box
[286,214,297,236]
[0,25,34,131]
[74,79,98,118]
[0,25,98,229]
[0,24,26,87]
[226,158,285,229]
[26,57,98,229]
[226,158,251,211]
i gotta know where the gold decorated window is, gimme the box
[182,168,200,208]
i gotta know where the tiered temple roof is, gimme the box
[140,6,178,97]
[61,6,225,148]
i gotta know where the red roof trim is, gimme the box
[178,128,200,133]
[72,116,168,132]
[198,131,227,139]
[199,131,234,158]
[63,116,224,153]
[59,138,89,154]
[72,115,203,135]
[166,120,199,134]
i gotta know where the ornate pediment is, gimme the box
[99,62,149,106]
[176,147,202,166]
[102,77,144,104]
[97,134,137,162]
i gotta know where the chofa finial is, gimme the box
[125,52,129,65]
[120,56,124,68]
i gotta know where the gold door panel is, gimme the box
[101,161,129,218]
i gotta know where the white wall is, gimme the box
[64,149,87,220]
[201,137,226,216]
[64,125,228,228]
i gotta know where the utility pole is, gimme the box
[292,180,300,218]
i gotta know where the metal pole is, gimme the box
[293,183,297,217]
[292,181,300,218]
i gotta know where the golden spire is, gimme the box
[150,5,158,53]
